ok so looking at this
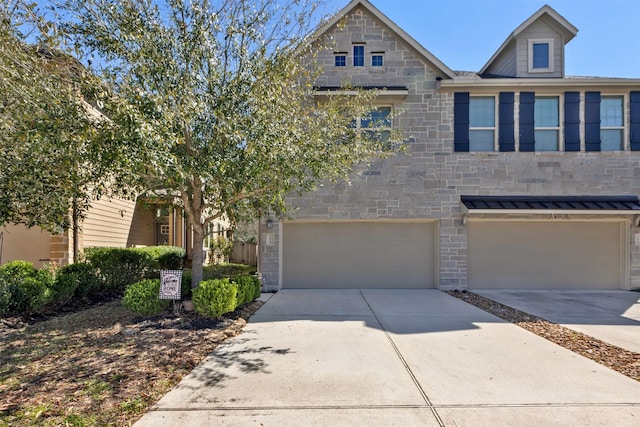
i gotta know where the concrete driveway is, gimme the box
[476,290,640,353]
[135,289,640,426]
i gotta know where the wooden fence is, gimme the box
[230,242,257,266]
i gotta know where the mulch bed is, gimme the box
[448,290,640,382]
[0,299,263,426]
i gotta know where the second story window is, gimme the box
[469,97,496,151]
[534,96,559,151]
[334,53,346,67]
[372,53,384,67]
[353,45,365,67]
[528,39,554,73]
[351,106,392,142]
[601,96,624,151]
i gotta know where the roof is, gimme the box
[461,195,640,214]
[311,0,456,79]
[479,5,579,76]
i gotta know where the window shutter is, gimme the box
[519,92,535,152]
[454,92,470,152]
[631,91,640,151]
[585,91,601,152]
[499,92,515,152]
[564,92,580,152]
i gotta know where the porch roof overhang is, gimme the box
[461,195,640,220]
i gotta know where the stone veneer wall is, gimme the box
[258,7,640,291]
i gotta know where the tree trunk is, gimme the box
[190,220,206,288]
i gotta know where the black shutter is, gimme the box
[519,92,535,152]
[564,92,580,152]
[631,91,640,151]
[454,92,470,152]
[499,92,515,152]
[585,91,601,152]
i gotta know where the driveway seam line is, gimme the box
[359,290,445,427]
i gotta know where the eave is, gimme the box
[439,77,640,92]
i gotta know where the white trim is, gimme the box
[469,95,497,152]
[528,39,555,73]
[534,94,561,151]
[439,78,640,91]
[600,94,626,151]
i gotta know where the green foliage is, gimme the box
[233,275,261,306]
[181,270,192,299]
[136,246,185,270]
[202,263,256,280]
[0,261,53,313]
[209,237,234,263]
[122,279,169,316]
[54,262,101,301]
[84,247,155,294]
[192,279,238,319]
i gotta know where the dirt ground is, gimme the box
[0,299,263,426]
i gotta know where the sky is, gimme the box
[320,0,640,78]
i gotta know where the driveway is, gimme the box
[476,290,640,353]
[135,289,640,426]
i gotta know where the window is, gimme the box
[372,53,384,67]
[469,97,495,151]
[352,106,392,142]
[534,96,559,151]
[601,96,624,151]
[334,53,346,67]
[160,224,170,235]
[528,39,554,73]
[353,45,364,67]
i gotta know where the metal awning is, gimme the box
[461,195,640,217]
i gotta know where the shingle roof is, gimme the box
[461,195,640,211]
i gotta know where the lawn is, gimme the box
[0,298,261,426]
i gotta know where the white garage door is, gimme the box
[467,221,626,289]
[282,221,436,289]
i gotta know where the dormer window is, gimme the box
[528,39,554,73]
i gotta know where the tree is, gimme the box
[59,0,403,286]
[0,1,138,248]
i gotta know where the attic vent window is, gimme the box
[528,39,554,73]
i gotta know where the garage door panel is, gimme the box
[468,221,623,290]
[282,222,436,289]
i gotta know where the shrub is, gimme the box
[192,279,237,319]
[122,279,169,316]
[181,270,192,299]
[84,248,155,295]
[202,263,256,280]
[0,261,53,313]
[136,246,185,270]
[53,263,101,303]
[233,275,261,306]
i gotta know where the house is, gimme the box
[258,0,640,291]
[0,197,231,267]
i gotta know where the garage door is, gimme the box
[467,221,625,289]
[282,221,436,288]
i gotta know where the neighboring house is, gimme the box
[0,198,231,267]
[259,0,640,291]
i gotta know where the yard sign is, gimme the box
[160,270,182,300]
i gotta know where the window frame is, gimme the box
[468,95,497,152]
[534,95,561,152]
[371,52,384,67]
[353,105,393,141]
[353,44,365,67]
[334,52,347,67]
[600,94,626,151]
[528,38,554,73]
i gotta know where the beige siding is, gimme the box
[468,221,625,290]
[282,221,437,289]
[483,41,518,77]
[0,224,51,268]
[517,17,563,77]
[82,197,137,247]
[126,204,156,247]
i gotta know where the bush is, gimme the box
[84,248,155,295]
[53,263,101,303]
[202,263,256,280]
[181,270,192,299]
[0,261,53,314]
[122,279,169,316]
[233,275,261,306]
[136,246,185,270]
[192,279,237,319]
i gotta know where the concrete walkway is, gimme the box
[135,289,640,426]
[476,290,640,354]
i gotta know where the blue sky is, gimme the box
[321,0,640,78]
